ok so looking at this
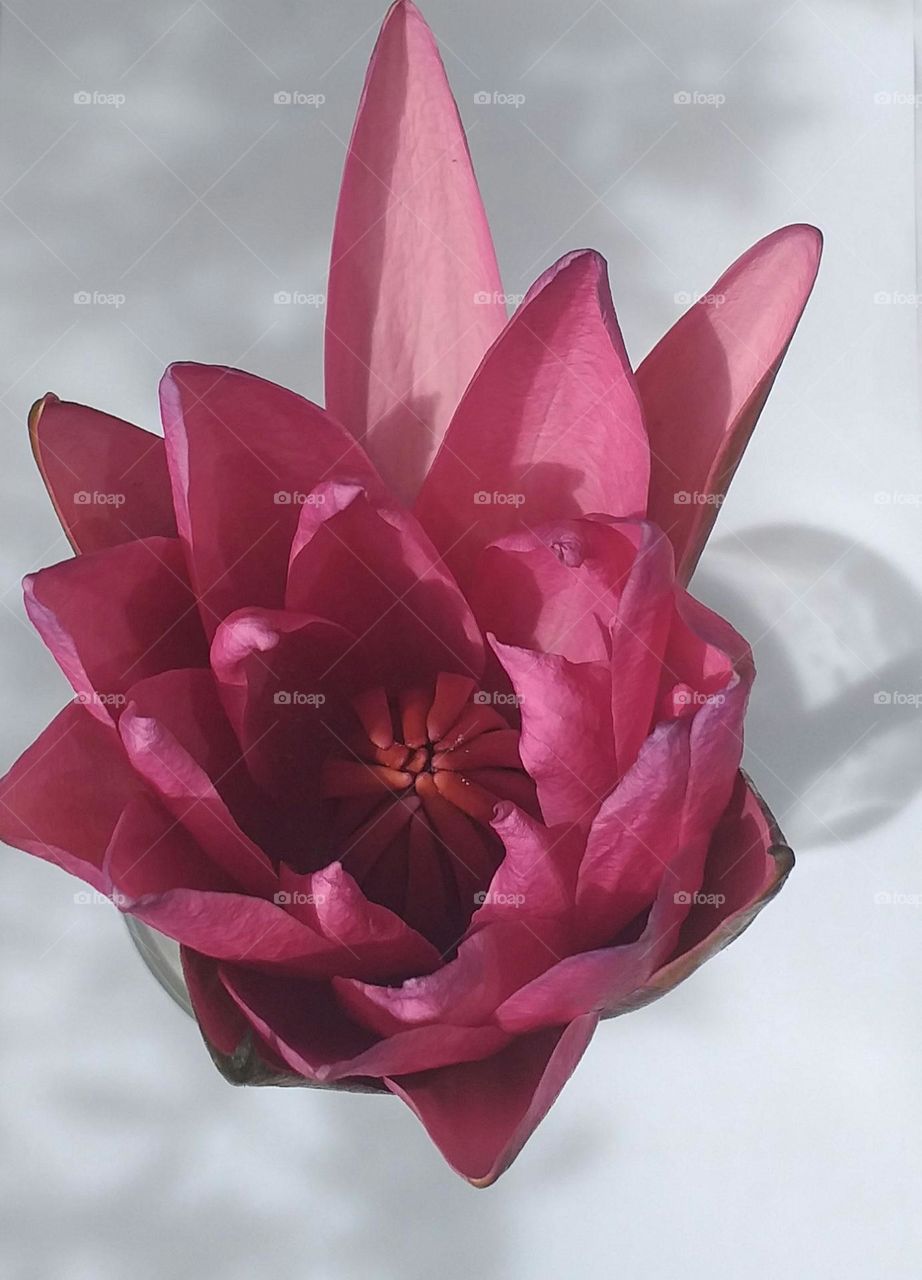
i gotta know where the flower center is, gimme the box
[320,673,534,949]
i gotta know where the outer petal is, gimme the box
[24,537,207,724]
[118,669,278,896]
[639,224,822,582]
[386,1013,598,1186]
[0,704,140,891]
[414,250,650,587]
[158,363,380,635]
[325,0,505,502]
[28,394,176,554]
[497,773,792,1031]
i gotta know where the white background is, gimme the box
[1,2,921,1276]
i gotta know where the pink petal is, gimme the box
[497,675,753,1032]
[118,669,278,897]
[325,0,505,503]
[639,224,822,582]
[277,861,441,981]
[414,250,649,586]
[28,394,176,554]
[158,363,379,635]
[386,1013,598,1185]
[470,519,637,664]
[210,608,357,807]
[182,948,253,1059]
[490,637,615,828]
[336,918,569,1035]
[103,793,234,899]
[498,771,792,1032]
[286,480,484,683]
[24,537,207,725]
[0,704,139,891]
[222,965,510,1083]
[575,719,690,947]
[470,802,580,927]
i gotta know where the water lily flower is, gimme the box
[0,0,821,1184]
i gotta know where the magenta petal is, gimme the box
[386,1013,598,1186]
[24,537,206,724]
[490,637,615,828]
[277,862,441,982]
[29,394,176,554]
[414,250,650,587]
[103,793,234,899]
[158,363,380,634]
[0,704,139,891]
[498,772,792,1032]
[575,720,690,947]
[286,481,484,683]
[223,965,510,1083]
[639,224,822,582]
[118,669,277,897]
[181,948,252,1059]
[325,0,505,503]
[470,519,637,664]
[210,608,356,805]
[336,919,568,1035]
[471,803,580,927]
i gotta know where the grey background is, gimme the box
[1,1,921,1277]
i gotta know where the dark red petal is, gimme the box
[29,394,176,554]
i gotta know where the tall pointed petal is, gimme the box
[638,224,822,582]
[28,394,176,554]
[325,0,505,502]
[414,251,650,587]
[386,1014,598,1186]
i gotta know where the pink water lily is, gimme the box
[0,0,821,1185]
